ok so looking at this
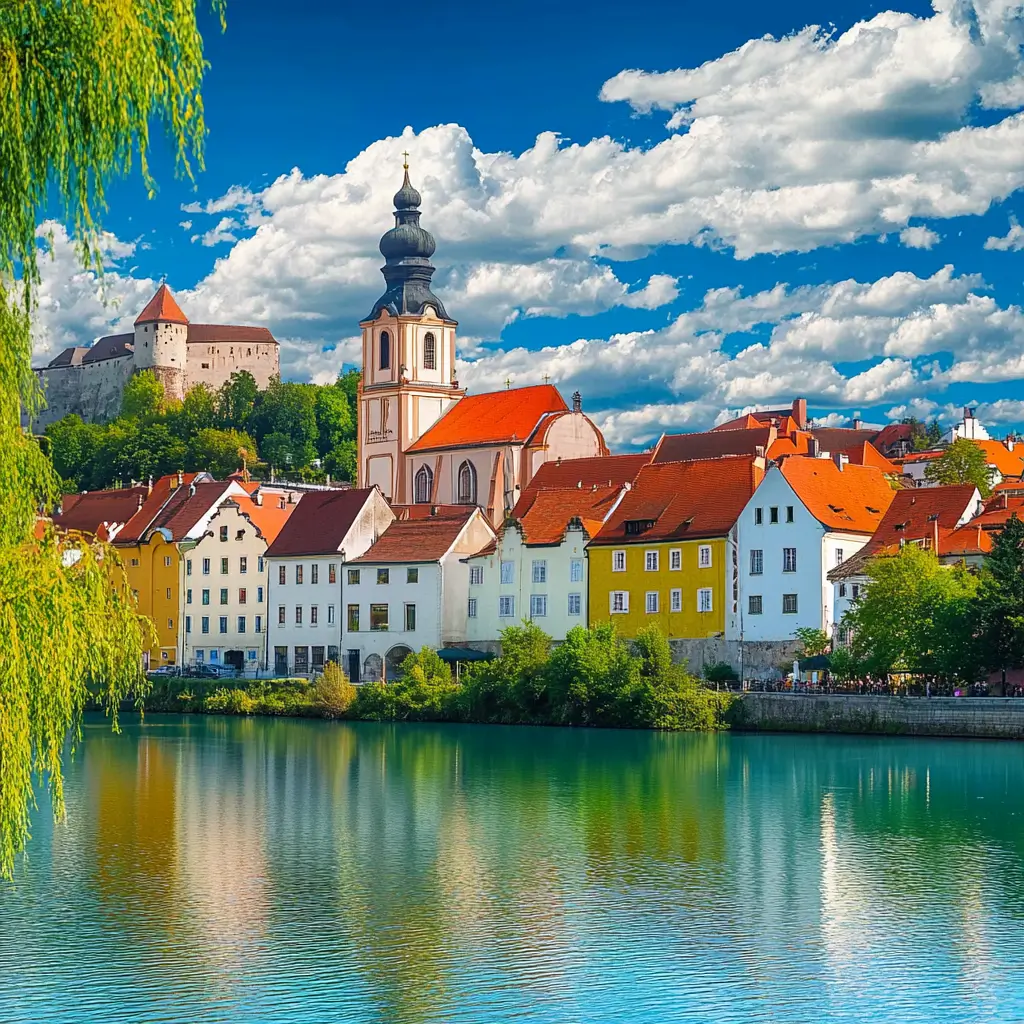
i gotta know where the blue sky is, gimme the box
[33,0,1024,448]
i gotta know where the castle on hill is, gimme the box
[30,285,280,427]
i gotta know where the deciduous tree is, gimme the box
[924,438,994,496]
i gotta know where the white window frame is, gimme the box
[669,549,682,571]
[748,595,763,615]
[750,549,763,575]
[612,550,626,573]
[645,591,659,614]
[568,593,581,616]
[783,547,797,573]
[698,545,712,569]
[697,588,713,614]
[570,558,583,583]
[670,588,682,612]
[782,593,798,614]
[499,595,515,618]
[645,550,659,572]
[468,598,478,618]
[530,594,547,618]
[469,565,484,586]
[500,561,515,585]
[532,560,547,584]
[610,590,629,614]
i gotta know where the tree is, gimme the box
[0,0,221,877]
[217,370,258,429]
[312,662,356,718]
[175,383,218,441]
[975,514,1024,680]
[190,428,256,478]
[120,370,165,420]
[924,438,994,496]
[793,627,830,657]
[315,383,353,458]
[45,415,104,490]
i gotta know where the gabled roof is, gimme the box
[81,333,133,364]
[590,456,763,545]
[114,472,212,544]
[187,324,277,346]
[135,284,189,325]
[522,453,650,492]
[871,423,914,451]
[54,486,149,537]
[780,458,896,534]
[840,441,900,474]
[897,440,1024,478]
[653,427,774,464]
[149,482,239,542]
[350,507,480,563]
[407,385,568,452]
[210,492,297,544]
[511,485,624,545]
[265,487,382,557]
[808,427,879,452]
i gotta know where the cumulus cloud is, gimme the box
[984,216,1024,250]
[900,225,941,249]
[191,216,241,247]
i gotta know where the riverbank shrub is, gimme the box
[352,649,459,721]
[313,663,357,718]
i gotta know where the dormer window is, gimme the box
[625,519,655,535]
[379,331,391,370]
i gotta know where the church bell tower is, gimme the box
[357,162,463,501]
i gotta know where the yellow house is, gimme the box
[118,532,182,667]
[588,455,764,639]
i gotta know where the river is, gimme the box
[1,715,1022,1023]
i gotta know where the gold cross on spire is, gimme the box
[504,377,512,390]
[542,373,551,385]
[402,150,410,170]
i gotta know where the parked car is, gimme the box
[148,665,181,677]
[191,663,238,679]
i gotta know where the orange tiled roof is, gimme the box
[135,284,188,325]
[590,455,763,545]
[114,472,211,544]
[781,458,896,534]
[511,485,624,545]
[865,485,978,556]
[899,440,1024,478]
[712,413,762,432]
[525,453,651,492]
[841,441,901,474]
[654,427,774,463]
[350,507,481,563]
[407,385,568,452]
[234,492,296,544]
[765,431,812,459]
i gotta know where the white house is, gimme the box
[342,506,495,681]
[732,456,896,642]
[179,490,297,674]
[464,456,641,645]
[265,486,394,677]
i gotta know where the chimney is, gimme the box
[430,505,438,517]
[176,470,183,487]
[288,492,296,504]
[572,391,582,413]
[254,491,263,506]
[792,398,807,429]
[809,438,821,458]
[965,406,975,420]
[1008,438,1016,452]
[188,481,196,497]
[556,456,562,465]
[147,475,153,495]
[833,452,849,471]
[852,417,862,430]
[933,515,940,554]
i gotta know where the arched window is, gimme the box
[379,331,391,370]
[423,332,436,371]
[414,464,433,504]
[457,460,477,505]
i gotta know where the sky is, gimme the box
[31,0,1024,449]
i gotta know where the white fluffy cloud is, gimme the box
[985,216,1024,250]
[900,226,941,249]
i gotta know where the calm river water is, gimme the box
[1,715,1023,1023]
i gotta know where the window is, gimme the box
[347,605,360,631]
[786,506,795,523]
[248,649,258,662]
[530,594,547,618]
[669,549,682,571]
[220,557,228,575]
[568,593,582,616]
[240,556,248,574]
[295,606,303,625]
[219,616,228,634]
[610,590,629,614]
[163,556,172,568]
[348,569,360,585]
[532,560,547,584]
[457,460,477,504]
[415,464,433,504]
[312,646,325,671]
[424,331,436,370]
[370,604,389,631]
[237,616,246,633]
[165,587,172,600]
[500,561,514,584]
[770,507,779,524]
[839,583,847,597]
[405,603,416,631]
[167,618,173,630]
[750,549,763,575]
[468,598,478,618]
[783,548,797,573]
[327,605,335,625]
[310,605,319,625]
[670,588,682,612]
[697,588,713,613]
[258,557,265,574]
[255,615,263,634]
[220,525,228,542]
[186,559,193,576]
[311,564,319,585]
[257,586,264,603]
[279,565,286,585]
[612,550,626,572]
[328,563,337,584]
[379,330,391,370]
[782,593,798,614]
[835,548,844,566]
[698,545,712,568]
[201,616,209,634]
[470,566,484,586]
[570,558,583,583]
[645,591,659,614]
[202,558,210,575]
[236,529,245,541]
[645,550,659,572]
[185,615,192,634]
[852,584,860,600]
[754,508,763,526]
[295,646,309,673]
[196,649,205,663]
[499,595,515,618]
[202,589,210,606]
[186,589,193,605]
[377,568,390,585]
[407,567,419,584]
[748,595,763,615]
[278,605,286,624]
[295,564,304,585]
[220,588,228,605]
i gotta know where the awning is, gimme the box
[436,647,495,663]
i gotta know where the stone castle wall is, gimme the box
[186,341,279,392]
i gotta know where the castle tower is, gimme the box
[133,284,189,401]
[357,165,463,501]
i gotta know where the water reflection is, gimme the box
[1,718,1023,1023]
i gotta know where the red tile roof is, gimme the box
[781,458,896,534]
[522,453,650,493]
[863,485,977,555]
[712,413,763,431]
[511,485,624,545]
[808,427,879,452]
[151,482,240,541]
[265,487,383,557]
[653,427,774,464]
[591,456,763,545]
[871,423,914,452]
[898,440,1024,478]
[135,284,189,325]
[54,486,149,536]
[350,507,478,563]
[114,473,211,544]
[187,323,277,346]
[841,441,900,474]
[231,493,296,544]
[407,385,568,452]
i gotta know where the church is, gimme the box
[357,167,608,524]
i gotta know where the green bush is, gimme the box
[703,660,738,683]
[313,662,357,718]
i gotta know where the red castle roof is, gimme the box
[135,284,189,325]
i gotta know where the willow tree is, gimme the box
[0,0,223,878]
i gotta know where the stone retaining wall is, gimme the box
[732,693,1024,739]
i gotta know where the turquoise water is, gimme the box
[1,716,1023,1024]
